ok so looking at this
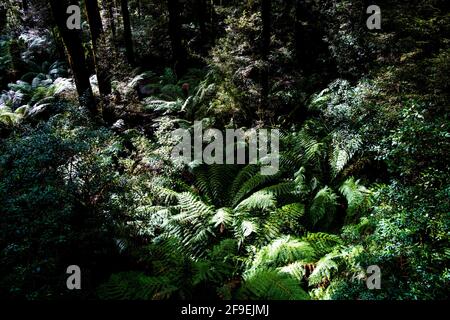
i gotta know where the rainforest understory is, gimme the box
[0,0,448,300]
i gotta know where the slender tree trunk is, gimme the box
[49,0,96,114]
[0,5,7,32]
[51,27,67,62]
[102,0,117,44]
[261,0,271,61]
[85,0,103,44]
[168,0,186,76]
[294,0,302,65]
[120,0,135,65]
[85,0,112,95]
[197,0,208,51]
[210,0,218,44]
[260,0,271,115]
[294,0,315,73]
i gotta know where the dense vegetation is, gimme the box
[0,0,448,300]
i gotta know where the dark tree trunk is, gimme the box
[168,0,186,76]
[102,0,117,44]
[85,0,103,44]
[85,0,112,96]
[295,0,311,72]
[196,0,208,51]
[210,1,218,44]
[120,0,135,65]
[0,5,7,32]
[260,0,271,114]
[261,0,271,60]
[295,0,321,74]
[49,0,96,114]
[51,27,67,61]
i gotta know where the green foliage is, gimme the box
[98,238,240,300]
[0,104,132,299]
[0,0,448,302]
[339,178,373,222]
[308,187,339,229]
[238,269,310,300]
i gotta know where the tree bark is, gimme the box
[120,0,135,65]
[85,0,103,44]
[260,0,271,114]
[49,0,96,114]
[196,0,208,51]
[210,1,218,44]
[294,0,316,73]
[167,0,186,76]
[102,0,117,44]
[0,5,7,32]
[85,0,112,96]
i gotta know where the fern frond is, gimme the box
[229,165,260,201]
[308,186,339,228]
[329,132,362,178]
[301,232,343,258]
[308,251,341,287]
[211,207,233,229]
[97,272,177,300]
[231,172,280,207]
[235,190,276,212]
[248,236,316,272]
[339,177,372,220]
[238,269,310,300]
[278,261,308,281]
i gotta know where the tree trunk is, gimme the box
[51,27,67,62]
[294,0,316,73]
[85,0,103,44]
[0,5,7,32]
[196,0,208,52]
[120,0,135,65]
[260,0,271,115]
[210,1,219,44]
[168,0,186,76]
[85,0,112,96]
[49,0,96,114]
[295,0,310,71]
[102,0,117,44]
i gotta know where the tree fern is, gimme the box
[308,186,339,228]
[231,171,280,207]
[235,190,277,212]
[246,236,317,273]
[339,177,372,221]
[98,272,178,300]
[238,269,310,300]
[300,232,343,259]
[329,132,362,178]
[308,251,341,287]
